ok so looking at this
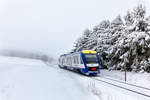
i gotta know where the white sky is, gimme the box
[0,0,149,57]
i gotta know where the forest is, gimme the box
[73,5,150,73]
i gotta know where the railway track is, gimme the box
[100,75,150,90]
[91,76,150,98]
[57,66,150,98]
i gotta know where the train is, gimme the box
[58,50,100,75]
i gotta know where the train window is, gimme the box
[80,56,83,64]
[69,57,72,65]
[73,56,76,64]
[74,56,76,64]
[64,58,66,65]
[68,57,70,65]
[67,57,69,65]
[76,55,79,64]
[73,56,79,64]
[76,56,79,64]
[61,59,62,64]
[70,57,73,66]
[84,54,98,63]
[62,59,64,65]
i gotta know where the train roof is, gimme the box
[82,50,97,54]
[60,54,67,57]
[60,50,97,57]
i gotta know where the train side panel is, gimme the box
[66,52,85,72]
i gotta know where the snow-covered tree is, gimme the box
[72,4,150,72]
[124,11,134,26]
[133,4,145,20]
[72,29,92,52]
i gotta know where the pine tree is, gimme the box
[72,4,150,72]
[73,29,92,52]
[124,11,134,26]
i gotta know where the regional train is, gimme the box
[58,50,100,75]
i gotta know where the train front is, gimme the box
[81,50,100,75]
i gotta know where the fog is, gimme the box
[0,0,149,58]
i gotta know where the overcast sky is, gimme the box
[0,0,149,57]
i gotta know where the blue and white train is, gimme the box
[58,50,100,75]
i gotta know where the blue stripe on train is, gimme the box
[97,54,101,73]
[80,52,88,74]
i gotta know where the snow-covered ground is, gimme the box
[0,56,149,100]
[100,69,150,89]
[0,56,96,100]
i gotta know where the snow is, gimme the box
[0,56,94,100]
[0,56,149,100]
[87,79,147,100]
[100,69,150,89]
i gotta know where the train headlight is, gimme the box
[87,64,98,67]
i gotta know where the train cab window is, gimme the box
[84,54,98,63]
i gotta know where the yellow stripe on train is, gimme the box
[82,50,97,54]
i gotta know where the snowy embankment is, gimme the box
[100,69,150,89]
[0,56,149,100]
[0,56,95,100]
